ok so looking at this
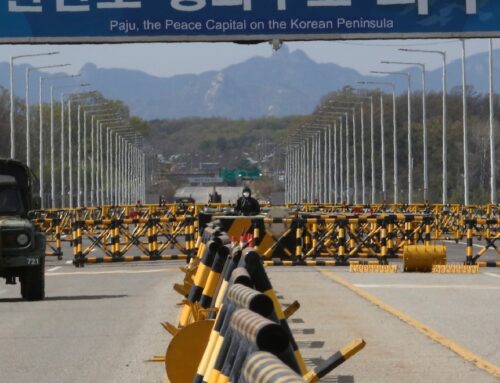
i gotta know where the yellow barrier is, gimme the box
[403,244,447,272]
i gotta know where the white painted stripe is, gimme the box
[65,260,72,264]
[445,240,488,249]
[46,268,177,277]
[354,284,500,290]
[47,266,62,272]
[484,272,500,279]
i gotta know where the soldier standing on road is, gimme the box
[235,186,261,216]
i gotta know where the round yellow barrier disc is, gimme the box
[166,319,214,383]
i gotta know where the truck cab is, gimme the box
[0,159,45,301]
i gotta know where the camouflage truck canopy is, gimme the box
[0,159,34,214]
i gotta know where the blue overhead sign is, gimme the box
[0,0,498,43]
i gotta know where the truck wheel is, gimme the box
[21,261,45,301]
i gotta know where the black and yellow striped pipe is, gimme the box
[200,246,230,309]
[242,249,307,375]
[178,239,221,327]
[241,352,306,383]
[211,250,245,314]
[302,338,366,382]
[84,254,187,263]
[196,281,274,383]
[217,309,290,383]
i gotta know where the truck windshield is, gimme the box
[0,186,23,215]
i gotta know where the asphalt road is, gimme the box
[270,267,500,383]
[0,259,182,383]
[0,243,499,383]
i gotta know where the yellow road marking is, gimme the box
[317,268,500,379]
[46,268,178,276]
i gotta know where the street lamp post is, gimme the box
[38,74,80,208]
[316,111,350,203]
[57,89,94,208]
[371,71,413,204]
[327,108,354,203]
[346,92,374,204]
[91,115,118,206]
[380,94,386,202]
[82,105,110,206]
[48,75,82,208]
[10,51,59,159]
[109,127,134,204]
[489,39,497,205]
[113,130,141,204]
[66,93,100,208]
[314,114,344,203]
[123,137,143,204]
[359,80,398,203]
[286,143,295,203]
[310,122,331,203]
[399,48,448,204]
[25,63,69,167]
[325,104,358,203]
[106,122,129,204]
[90,113,110,205]
[290,129,319,203]
[382,60,428,202]
[97,118,123,205]
[461,39,469,206]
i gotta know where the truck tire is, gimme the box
[20,261,45,301]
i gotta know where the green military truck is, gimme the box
[0,159,45,301]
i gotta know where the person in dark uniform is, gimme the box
[235,186,261,216]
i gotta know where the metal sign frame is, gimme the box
[1,0,499,43]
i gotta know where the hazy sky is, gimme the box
[0,38,496,78]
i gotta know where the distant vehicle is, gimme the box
[0,159,45,301]
[175,197,195,204]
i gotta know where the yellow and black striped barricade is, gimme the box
[193,283,275,383]
[241,352,307,383]
[173,225,228,302]
[243,339,366,383]
[34,217,63,259]
[465,218,500,266]
[177,239,224,327]
[242,248,367,380]
[164,279,273,382]
[71,216,192,266]
[241,248,307,375]
[72,220,84,267]
[199,245,230,309]
[243,344,369,383]
[199,215,297,260]
[209,251,249,315]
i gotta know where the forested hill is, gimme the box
[149,88,499,205]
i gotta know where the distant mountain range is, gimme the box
[1,45,499,120]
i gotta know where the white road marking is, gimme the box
[484,272,500,279]
[65,261,72,264]
[45,268,177,277]
[444,240,488,249]
[0,290,6,295]
[47,266,62,272]
[354,284,500,290]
